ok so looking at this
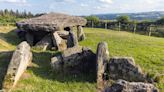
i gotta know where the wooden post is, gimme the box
[118,22,121,31]
[91,21,94,28]
[105,22,107,29]
[133,24,137,34]
[148,25,152,36]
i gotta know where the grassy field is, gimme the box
[0,26,164,92]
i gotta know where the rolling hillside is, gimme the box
[94,11,164,21]
[0,26,164,92]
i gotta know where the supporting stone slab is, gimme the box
[96,42,109,92]
[77,26,86,41]
[52,32,67,51]
[35,34,52,51]
[2,41,32,91]
[67,31,78,48]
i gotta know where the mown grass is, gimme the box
[0,26,164,91]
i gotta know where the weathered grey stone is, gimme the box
[104,79,159,92]
[96,42,109,92]
[51,46,96,74]
[107,57,146,82]
[51,55,63,72]
[77,25,86,41]
[3,41,32,91]
[25,32,33,46]
[56,31,69,39]
[16,13,87,32]
[52,32,67,51]
[35,34,52,51]
[67,31,78,48]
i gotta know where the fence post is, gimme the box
[118,22,121,31]
[91,21,94,28]
[133,24,137,34]
[105,22,107,29]
[148,25,152,36]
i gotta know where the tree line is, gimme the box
[0,9,45,24]
[85,15,164,37]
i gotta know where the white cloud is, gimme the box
[53,0,75,3]
[99,0,113,4]
[80,3,88,7]
[0,0,27,3]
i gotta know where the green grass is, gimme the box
[0,26,164,91]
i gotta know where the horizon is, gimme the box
[0,0,164,16]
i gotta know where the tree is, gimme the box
[85,16,100,28]
[116,16,130,23]
[156,17,164,25]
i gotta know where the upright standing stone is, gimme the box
[96,42,109,92]
[77,26,86,41]
[52,32,67,51]
[67,31,78,47]
[3,41,32,91]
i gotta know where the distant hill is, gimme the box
[93,11,164,21]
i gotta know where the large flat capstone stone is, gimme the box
[2,41,32,91]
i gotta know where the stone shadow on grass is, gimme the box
[0,29,22,46]
[0,51,13,89]
[28,51,96,83]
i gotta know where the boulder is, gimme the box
[104,79,159,92]
[107,57,146,82]
[52,32,67,51]
[3,41,32,91]
[96,42,109,92]
[51,46,96,74]
[35,34,52,51]
[77,26,86,41]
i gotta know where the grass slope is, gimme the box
[0,26,164,92]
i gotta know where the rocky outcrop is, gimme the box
[2,41,32,91]
[51,46,96,74]
[104,79,159,92]
[96,42,109,92]
[107,57,146,82]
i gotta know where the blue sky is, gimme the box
[0,0,164,15]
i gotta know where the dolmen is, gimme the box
[16,13,87,51]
